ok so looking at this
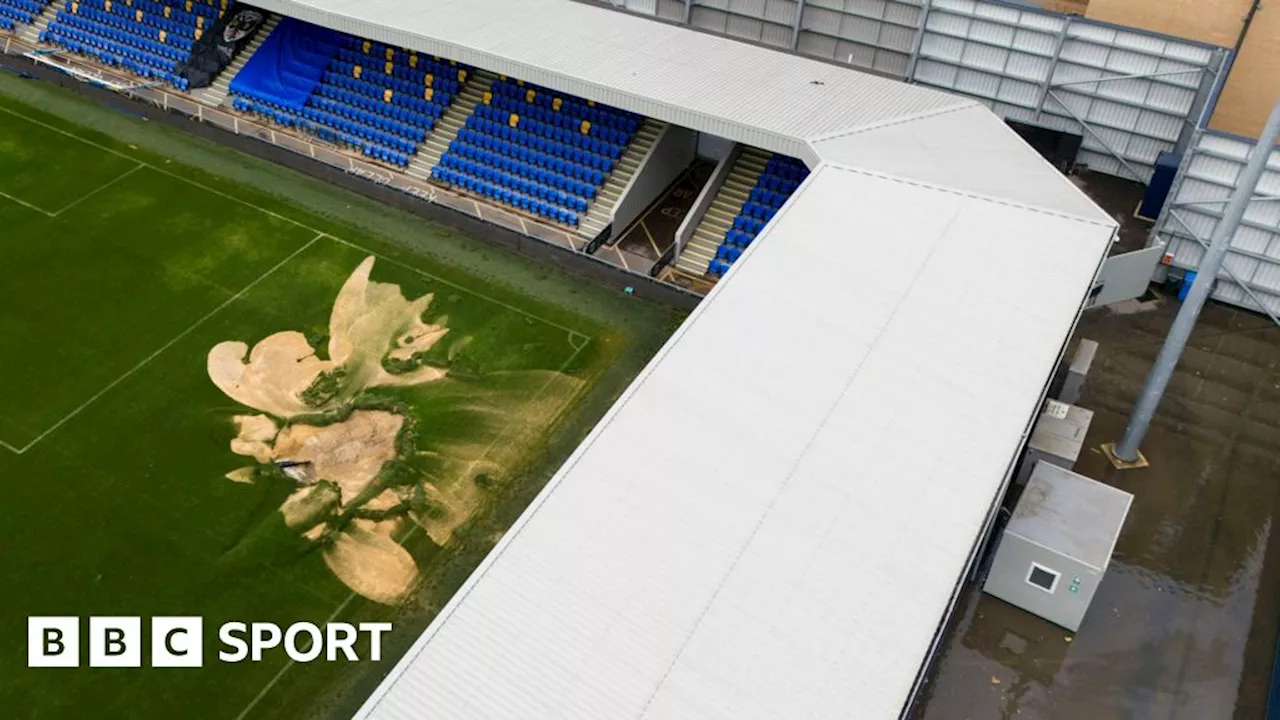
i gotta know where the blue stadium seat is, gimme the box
[41,0,235,90]
[709,154,810,268]
[229,19,475,171]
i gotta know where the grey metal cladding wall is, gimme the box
[797,0,923,78]
[606,0,686,21]
[690,0,798,50]
[657,0,685,20]
[1155,132,1280,316]
[908,0,1225,184]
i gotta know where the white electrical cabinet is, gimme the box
[984,462,1133,632]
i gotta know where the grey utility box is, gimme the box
[1059,339,1098,406]
[983,462,1133,632]
[1014,401,1094,488]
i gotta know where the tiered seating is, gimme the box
[230,19,469,168]
[431,76,644,227]
[1,0,49,29]
[40,0,226,89]
[707,155,809,276]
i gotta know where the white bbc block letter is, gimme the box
[28,617,79,668]
[152,617,203,668]
[89,617,141,668]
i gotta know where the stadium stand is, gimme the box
[430,76,645,227]
[229,17,469,169]
[675,149,810,277]
[0,0,49,30]
[38,0,235,89]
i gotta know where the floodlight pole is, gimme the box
[1112,98,1280,465]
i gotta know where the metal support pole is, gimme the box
[1111,98,1280,465]
[904,0,932,82]
[1034,18,1071,123]
[791,0,806,50]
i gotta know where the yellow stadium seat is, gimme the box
[482,91,491,105]
[162,6,170,17]
[425,73,433,86]
[424,87,434,101]
[552,97,562,111]
[386,48,394,61]
[526,89,535,103]
[159,30,166,42]
[135,9,142,20]
[362,40,371,54]
[353,65,362,79]
[499,74,507,82]
[587,99,596,107]
[104,0,111,10]
[184,0,191,11]
[509,113,519,128]
[580,120,591,134]
[383,89,393,103]
[384,61,393,75]
[196,15,203,28]
[516,79,524,87]
[70,2,77,13]
[409,55,417,69]
[458,69,467,83]
[194,28,201,39]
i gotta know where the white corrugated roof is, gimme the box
[245,0,977,161]
[240,1,1122,715]
[355,165,1116,720]
[810,104,1115,224]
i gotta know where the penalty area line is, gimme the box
[2,234,323,456]
[0,188,56,217]
[236,340,588,718]
[52,163,145,217]
[0,105,594,347]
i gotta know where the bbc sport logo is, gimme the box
[28,617,392,668]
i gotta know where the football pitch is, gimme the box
[0,80,675,719]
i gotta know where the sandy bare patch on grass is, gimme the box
[329,256,448,389]
[207,256,449,420]
[224,467,256,484]
[322,522,419,605]
[209,333,335,418]
[279,481,341,531]
[270,410,404,504]
[229,414,279,462]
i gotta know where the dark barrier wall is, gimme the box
[180,5,267,88]
[4,55,701,310]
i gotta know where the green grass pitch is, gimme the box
[0,81,675,719]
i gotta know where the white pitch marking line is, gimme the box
[0,234,323,455]
[0,188,56,217]
[52,162,144,216]
[0,104,593,446]
[233,338,588,720]
[0,104,586,336]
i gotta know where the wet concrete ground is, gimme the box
[912,176,1280,719]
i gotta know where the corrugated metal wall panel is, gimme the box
[582,0,1225,185]
[909,0,1224,184]
[1152,130,1280,315]
[656,0,684,20]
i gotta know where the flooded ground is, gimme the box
[912,174,1280,719]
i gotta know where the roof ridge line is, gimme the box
[817,161,1120,229]
[804,100,982,145]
